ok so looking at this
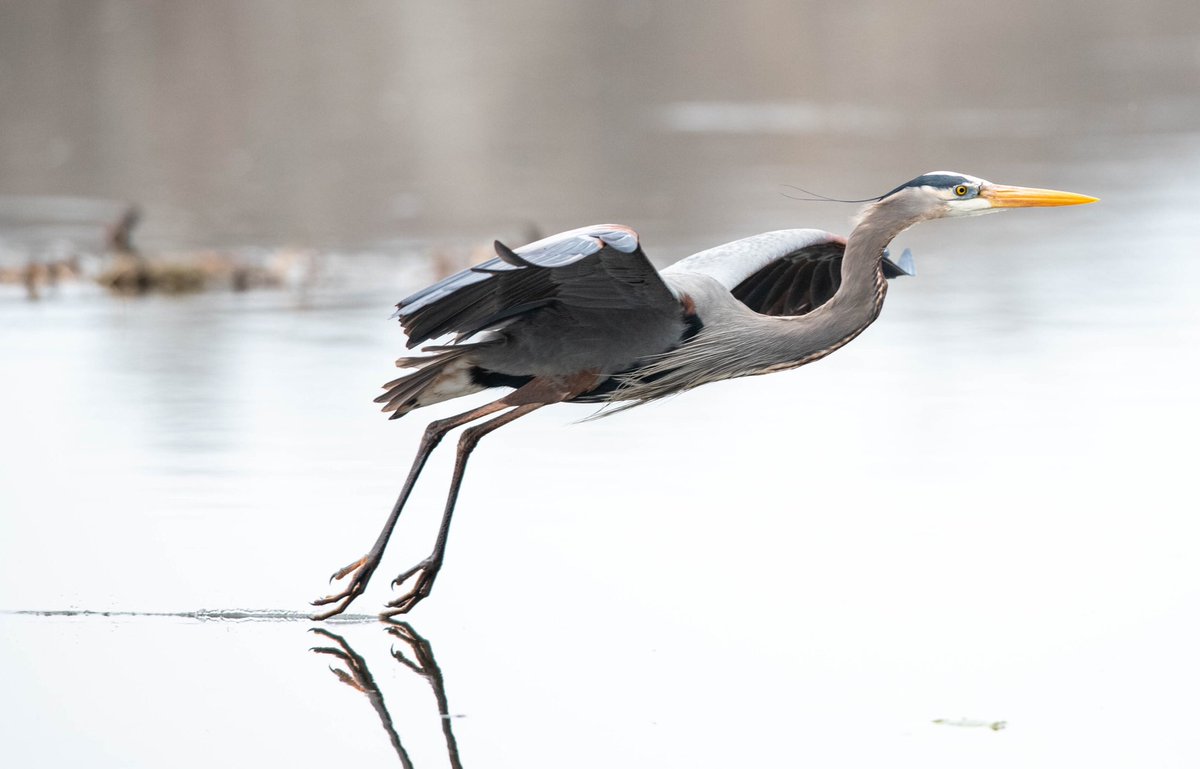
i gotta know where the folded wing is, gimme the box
[394,224,681,350]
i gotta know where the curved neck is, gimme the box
[634,193,933,389]
[760,194,931,371]
[830,194,928,314]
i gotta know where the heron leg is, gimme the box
[311,399,510,621]
[381,403,543,616]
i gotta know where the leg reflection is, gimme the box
[310,623,464,768]
[385,623,463,768]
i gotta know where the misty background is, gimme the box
[2,2,1200,768]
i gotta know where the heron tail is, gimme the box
[374,347,485,420]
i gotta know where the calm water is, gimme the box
[3,2,1200,767]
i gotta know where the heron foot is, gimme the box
[380,557,442,616]
[311,553,380,620]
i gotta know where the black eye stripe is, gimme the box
[882,173,974,198]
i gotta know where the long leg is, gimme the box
[381,403,543,616]
[311,399,510,620]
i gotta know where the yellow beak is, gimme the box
[981,184,1099,208]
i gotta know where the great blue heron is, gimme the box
[312,171,1097,620]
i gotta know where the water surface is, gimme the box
[2,2,1200,767]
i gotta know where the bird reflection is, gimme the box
[310,623,463,768]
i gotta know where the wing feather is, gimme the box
[394,224,678,349]
[731,241,914,317]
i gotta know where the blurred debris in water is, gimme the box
[932,717,1008,731]
[0,195,329,298]
[96,248,318,296]
[0,195,132,299]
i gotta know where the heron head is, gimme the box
[880,171,1098,219]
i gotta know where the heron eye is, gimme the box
[955,185,969,197]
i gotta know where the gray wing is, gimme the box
[731,243,915,317]
[394,224,679,349]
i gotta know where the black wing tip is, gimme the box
[881,248,916,278]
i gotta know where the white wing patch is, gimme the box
[663,228,841,290]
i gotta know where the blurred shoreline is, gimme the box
[0,194,513,301]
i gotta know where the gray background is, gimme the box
[2,2,1199,767]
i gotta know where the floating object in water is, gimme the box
[933,717,1007,731]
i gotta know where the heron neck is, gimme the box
[825,224,884,321]
[834,197,928,313]
[746,207,909,375]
